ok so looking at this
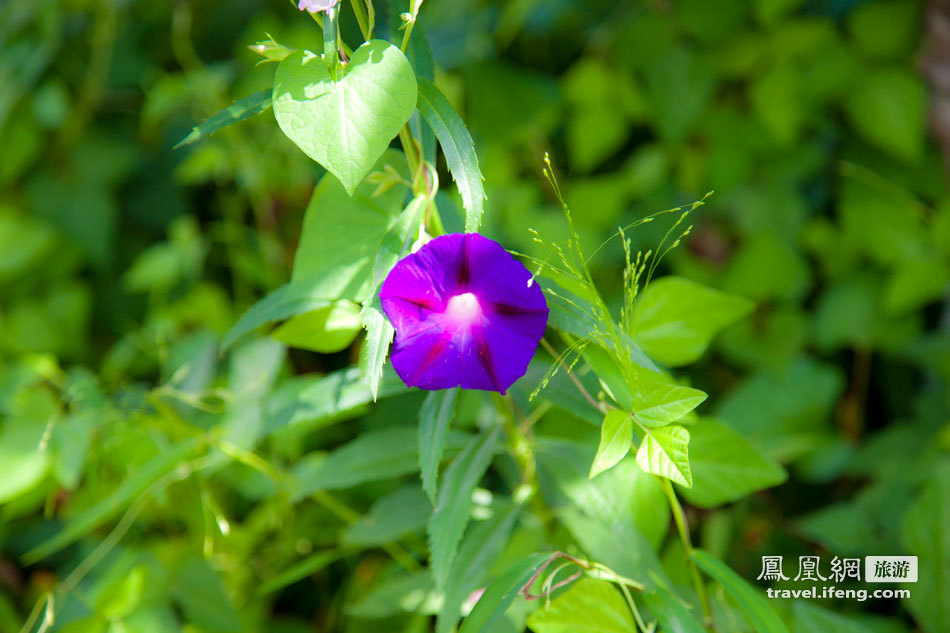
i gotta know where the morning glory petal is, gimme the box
[380,233,549,394]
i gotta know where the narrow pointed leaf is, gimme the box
[360,195,427,397]
[222,279,332,351]
[459,552,550,633]
[174,90,272,149]
[291,426,471,500]
[360,298,395,400]
[691,550,790,633]
[416,77,485,231]
[642,584,705,633]
[437,501,522,633]
[257,550,342,596]
[368,194,427,299]
[419,387,459,503]
[428,427,499,589]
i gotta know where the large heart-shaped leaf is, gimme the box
[273,40,417,195]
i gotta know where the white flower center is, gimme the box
[445,292,482,326]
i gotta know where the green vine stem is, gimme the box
[662,478,713,627]
[322,4,339,80]
[349,0,373,40]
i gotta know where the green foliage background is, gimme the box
[1,0,949,632]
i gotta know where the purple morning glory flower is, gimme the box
[297,0,339,13]
[380,233,549,394]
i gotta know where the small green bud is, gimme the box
[248,33,294,63]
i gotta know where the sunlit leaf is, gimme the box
[526,577,634,633]
[634,381,707,427]
[416,77,485,231]
[636,425,692,487]
[590,410,633,479]
[273,42,417,194]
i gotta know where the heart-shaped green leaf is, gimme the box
[273,40,417,195]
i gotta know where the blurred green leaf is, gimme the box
[291,150,409,297]
[792,601,909,633]
[714,356,844,461]
[562,59,634,172]
[95,565,146,620]
[753,0,804,26]
[749,65,803,146]
[464,62,559,143]
[0,391,55,505]
[257,550,342,596]
[418,387,459,503]
[884,258,949,315]
[901,460,950,633]
[845,68,926,162]
[722,231,811,302]
[645,47,715,142]
[265,366,405,435]
[347,571,439,618]
[526,577,634,633]
[847,0,919,60]
[342,486,431,547]
[838,178,927,266]
[642,583,705,633]
[173,90,272,149]
[557,507,668,589]
[428,427,499,590]
[0,207,55,283]
[678,419,787,508]
[536,438,670,550]
[24,438,201,563]
[173,556,242,632]
[459,552,550,633]
[52,411,96,490]
[635,277,754,367]
[691,550,789,633]
[292,426,469,499]
[222,280,333,352]
[270,300,362,353]
[437,501,522,633]
[812,274,880,351]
